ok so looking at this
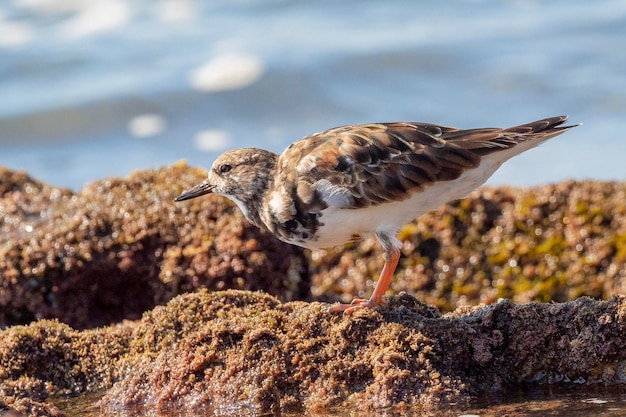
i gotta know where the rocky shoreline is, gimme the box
[1,164,625,416]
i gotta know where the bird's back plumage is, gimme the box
[281,115,572,207]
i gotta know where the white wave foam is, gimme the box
[193,129,231,152]
[189,53,264,92]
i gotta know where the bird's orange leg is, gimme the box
[328,246,401,315]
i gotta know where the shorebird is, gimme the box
[175,115,577,314]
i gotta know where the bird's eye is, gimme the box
[219,164,232,173]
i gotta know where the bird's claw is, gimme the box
[327,297,387,315]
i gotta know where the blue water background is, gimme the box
[1,0,625,190]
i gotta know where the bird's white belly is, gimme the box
[305,156,507,250]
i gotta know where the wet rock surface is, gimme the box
[1,165,626,415]
[100,291,626,414]
[1,291,625,416]
[0,164,309,329]
[0,396,64,417]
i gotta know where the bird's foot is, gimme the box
[327,297,386,315]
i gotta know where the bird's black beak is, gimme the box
[174,180,214,202]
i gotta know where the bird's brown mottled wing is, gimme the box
[281,116,573,208]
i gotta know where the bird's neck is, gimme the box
[234,151,278,231]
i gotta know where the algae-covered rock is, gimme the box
[0,164,309,329]
[0,290,625,415]
[97,291,626,413]
[0,396,64,417]
[0,320,132,399]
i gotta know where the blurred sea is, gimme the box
[1,0,625,190]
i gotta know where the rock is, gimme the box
[98,291,626,413]
[2,290,625,414]
[0,163,309,329]
[0,319,132,399]
[0,396,64,417]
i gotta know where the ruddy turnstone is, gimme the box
[175,115,577,314]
